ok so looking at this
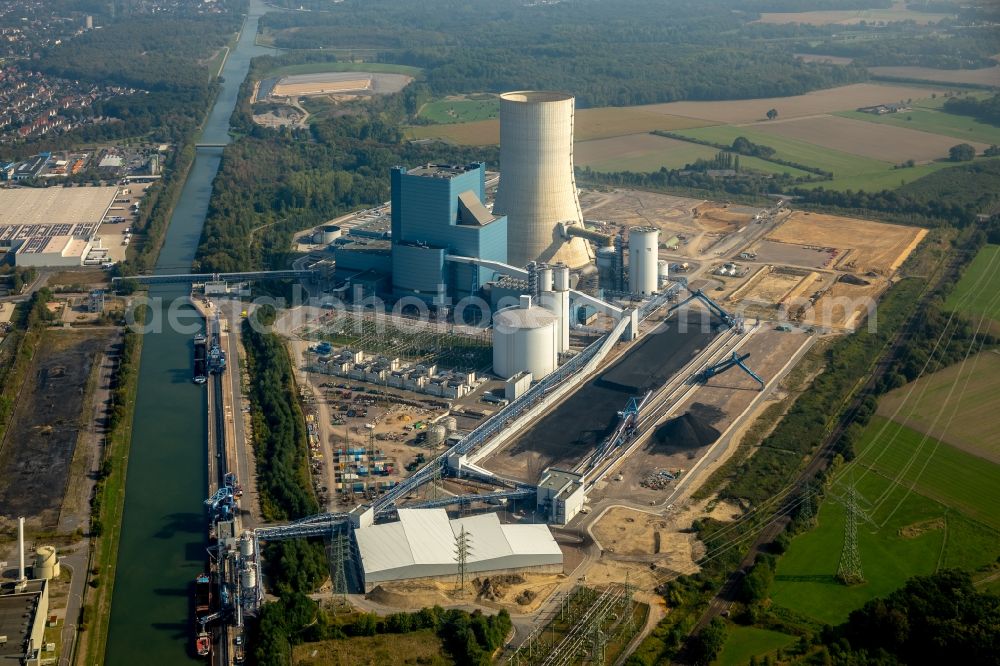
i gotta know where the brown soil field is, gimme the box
[877,350,1000,464]
[408,107,711,145]
[0,330,109,527]
[795,53,854,65]
[766,211,927,275]
[755,1,952,25]
[273,79,371,96]
[367,573,561,614]
[636,83,947,124]
[751,114,991,162]
[737,269,814,307]
[869,65,1000,86]
[796,278,887,331]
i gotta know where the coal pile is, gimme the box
[653,411,721,451]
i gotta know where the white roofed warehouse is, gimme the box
[354,509,563,592]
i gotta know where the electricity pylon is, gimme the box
[837,483,866,585]
[455,526,472,593]
[332,529,349,603]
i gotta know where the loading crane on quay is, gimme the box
[668,288,743,331]
[695,351,765,390]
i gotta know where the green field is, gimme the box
[577,135,813,176]
[265,61,422,78]
[835,109,1000,146]
[770,417,1000,624]
[878,351,1000,465]
[714,626,797,666]
[674,125,889,177]
[418,97,499,124]
[944,244,1000,323]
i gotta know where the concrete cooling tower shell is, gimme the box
[495,91,591,269]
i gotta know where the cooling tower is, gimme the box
[495,91,592,269]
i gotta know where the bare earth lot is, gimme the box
[755,1,952,25]
[0,330,109,527]
[765,211,927,276]
[272,71,413,97]
[750,114,991,163]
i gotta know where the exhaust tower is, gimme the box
[495,91,591,268]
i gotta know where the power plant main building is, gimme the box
[494,91,591,269]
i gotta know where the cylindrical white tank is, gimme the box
[241,568,257,590]
[426,425,447,447]
[629,226,659,296]
[658,260,670,285]
[322,225,342,243]
[240,535,255,558]
[312,230,324,244]
[538,266,553,293]
[33,546,59,580]
[493,295,559,380]
[597,245,616,289]
[495,91,591,268]
[441,416,458,433]
[553,264,570,292]
[540,289,571,354]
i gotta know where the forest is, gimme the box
[258,0,868,108]
[944,93,1000,127]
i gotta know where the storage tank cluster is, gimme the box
[628,226,660,296]
[493,295,560,380]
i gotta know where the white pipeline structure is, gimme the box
[493,295,559,380]
[495,91,591,268]
[629,226,659,296]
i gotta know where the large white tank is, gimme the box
[493,295,559,380]
[658,260,670,285]
[553,264,570,292]
[495,91,591,268]
[441,415,458,433]
[629,226,659,296]
[540,289,570,353]
[240,534,255,558]
[426,424,447,447]
[321,225,342,244]
[33,546,59,580]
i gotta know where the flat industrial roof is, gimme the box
[0,580,45,659]
[0,186,119,227]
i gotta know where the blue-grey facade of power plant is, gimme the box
[390,163,507,302]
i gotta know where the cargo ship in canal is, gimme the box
[193,333,208,384]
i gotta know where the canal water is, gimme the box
[105,3,273,663]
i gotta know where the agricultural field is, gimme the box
[575,134,812,176]
[418,95,498,124]
[877,352,1000,464]
[715,626,797,666]
[770,417,1000,625]
[835,109,1000,148]
[673,124,888,177]
[944,244,1000,324]
[635,83,945,124]
[407,105,710,145]
[869,65,1000,86]
[751,114,991,163]
[755,1,953,26]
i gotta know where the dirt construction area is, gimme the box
[764,211,927,276]
[0,330,110,528]
[271,72,413,98]
[579,189,760,259]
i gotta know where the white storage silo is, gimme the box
[538,266,554,293]
[553,264,570,292]
[426,424,447,447]
[441,415,458,433]
[628,226,659,296]
[322,225,342,243]
[596,245,617,290]
[240,534,255,557]
[33,546,59,580]
[658,260,670,286]
[495,91,591,268]
[493,295,559,380]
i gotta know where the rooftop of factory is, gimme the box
[0,186,119,227]
[335,238,391,253]
[355,508,562,581]
[0,579,46,660]
[405,163,482,179]
[14,235,89,257]
[538,468,584,500]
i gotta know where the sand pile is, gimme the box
[653,411,721,450]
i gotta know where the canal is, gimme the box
[105,3,273,663]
